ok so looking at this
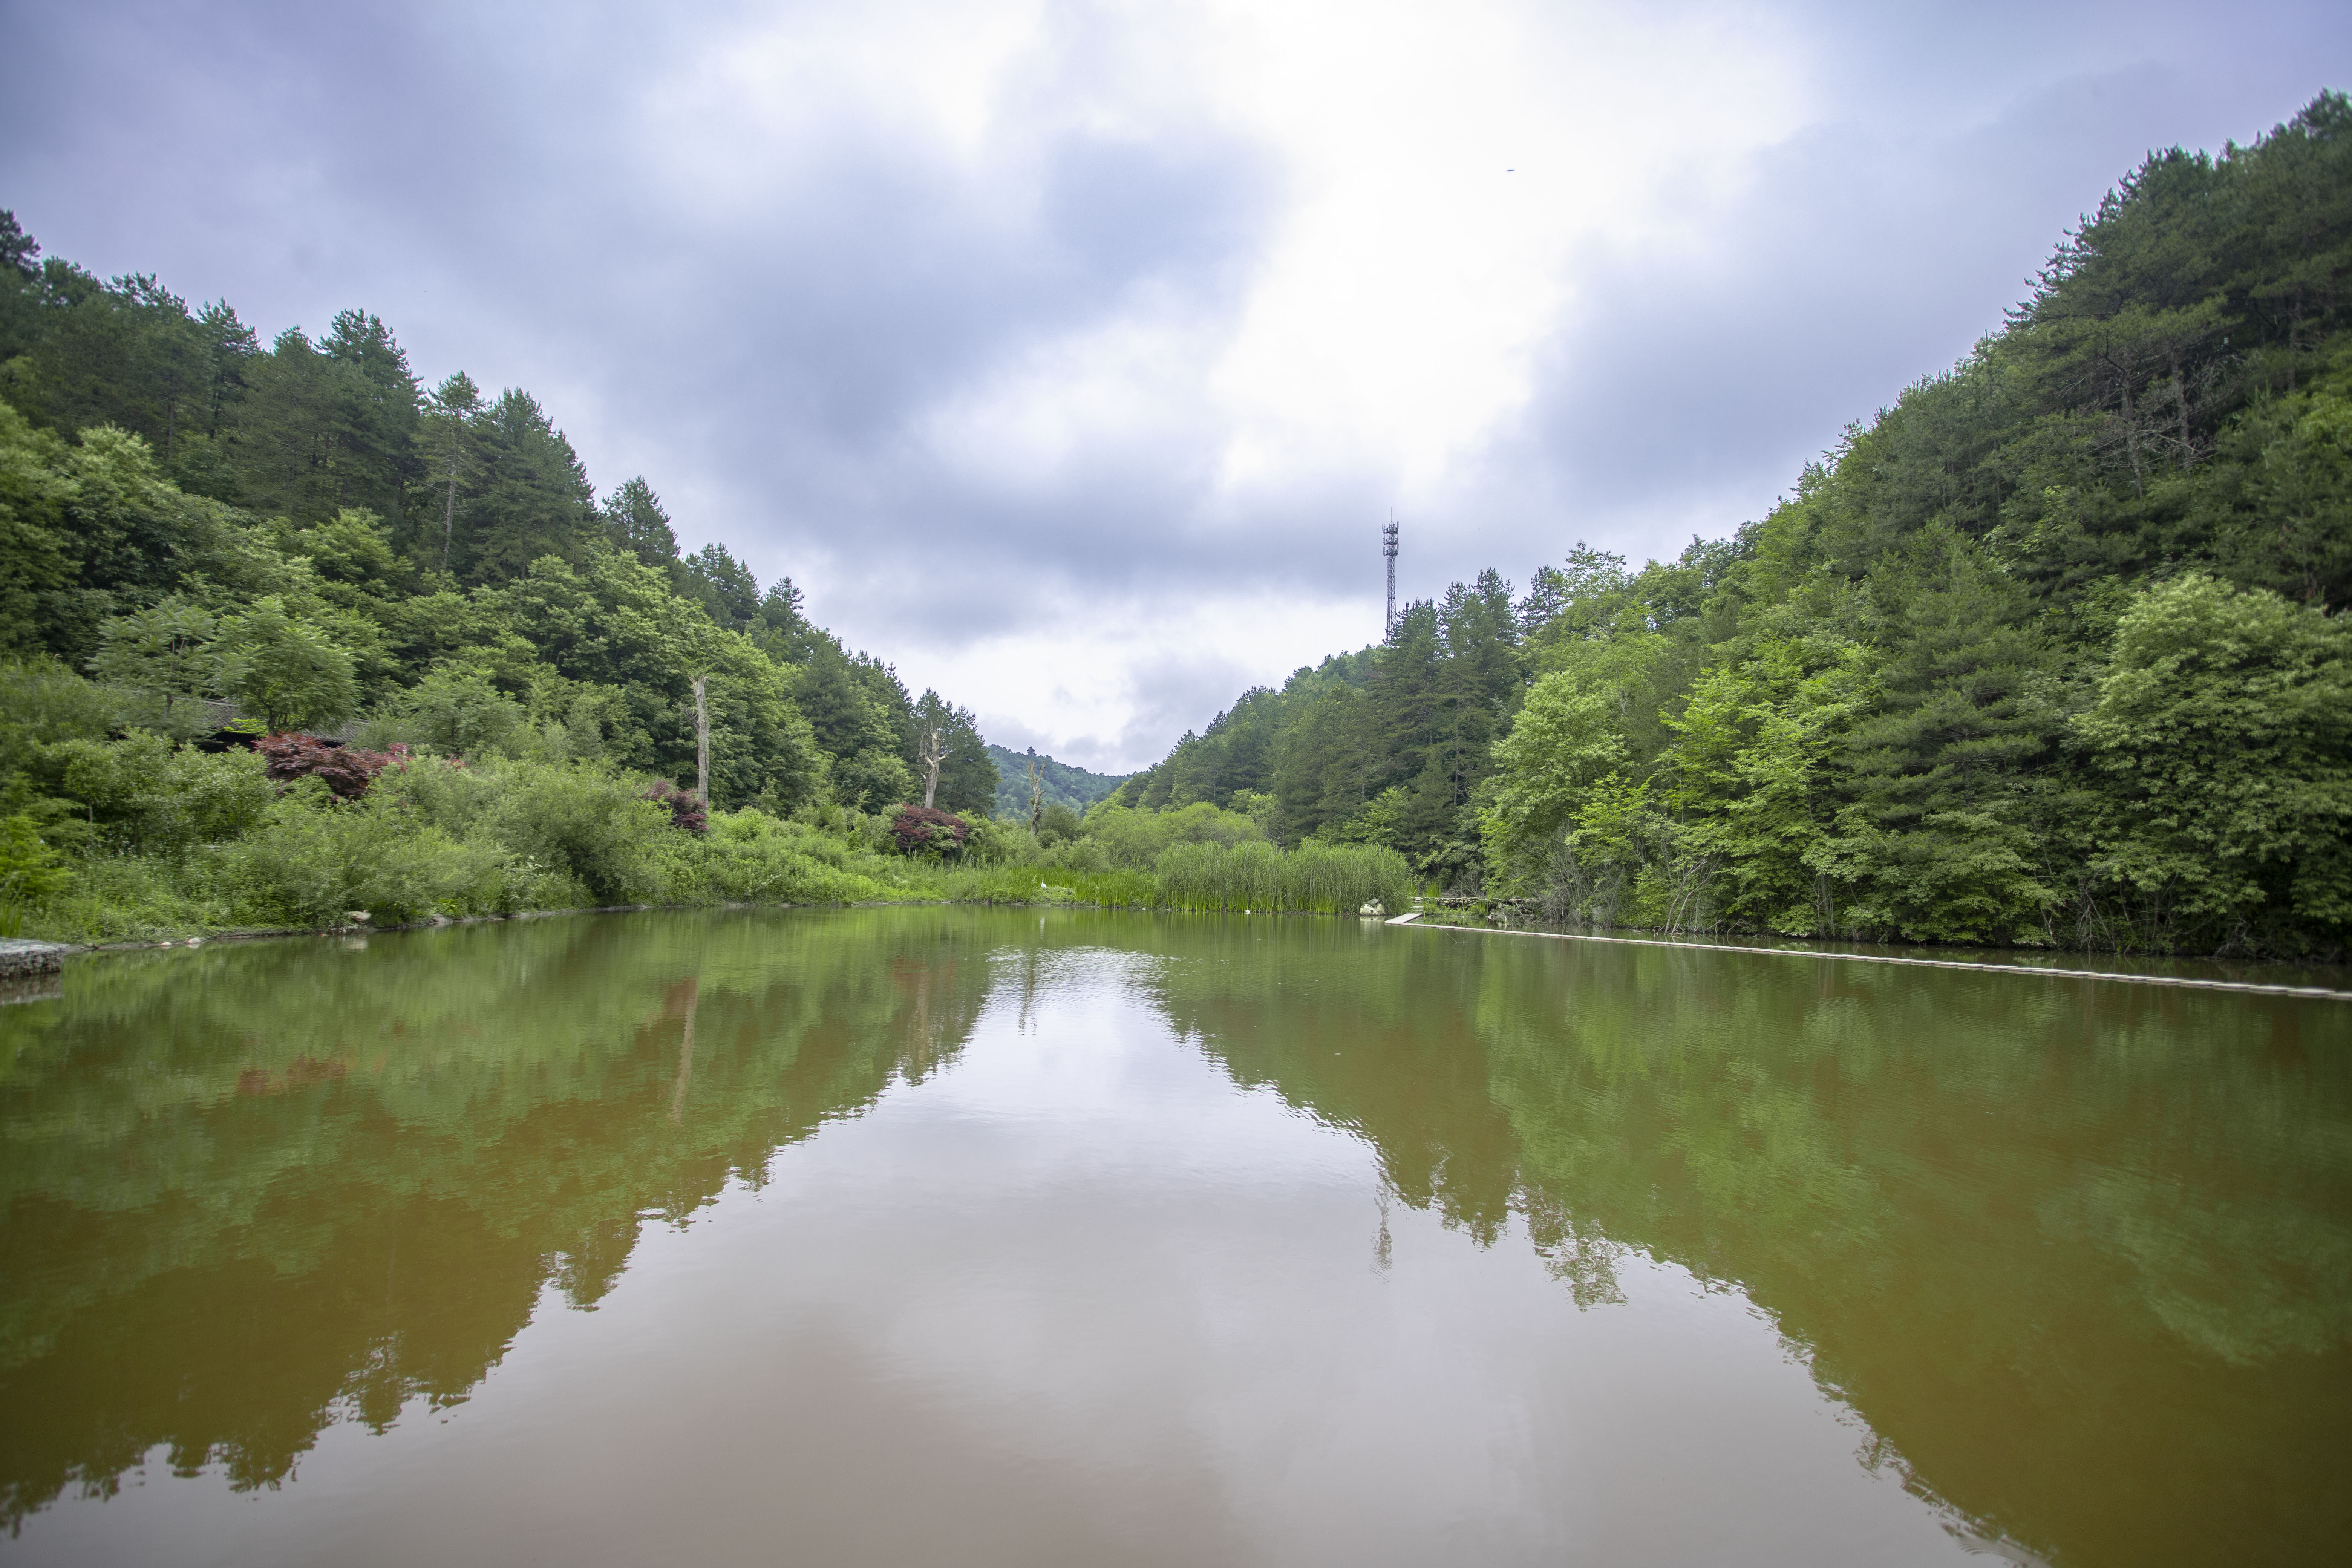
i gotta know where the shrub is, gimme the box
[370,664,527,758]
[259,733,403,800]
[16,850,229,941]
[1035,836,1113,875]
[960,816,1031,865]
[226,781,515,927]
[1083,801,1263,867]
[0,659,124,775]
[481,760,671,904]
[47,733,274,853]
[644,778,708,833]
[889,805,968,856]
[0,815,72,934]
[660,809,887,903]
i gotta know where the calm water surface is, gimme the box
[2,908,2346,1566]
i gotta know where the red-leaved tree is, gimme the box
[644,779,709,834]
[258,734,406,800]
[890,804,968,855]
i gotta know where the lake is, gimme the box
[2,908,2346,1566]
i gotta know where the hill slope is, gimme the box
[1104,91,2352,958]
[987,745,1133,819]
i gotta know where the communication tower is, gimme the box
[1382,519,1400,637]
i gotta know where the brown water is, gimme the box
[1,908,2346,1566]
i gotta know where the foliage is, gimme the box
[1155,839,1413,914]
[257,732,401,800]
[212,596,358,733]
[0,815,70,933]
[2069,576,2352,947]
[889,804,969,856]
[1106,92,2352,957]
[42,731,274,853]
[0,212,986,828]
[367,663,525,757]
[85,594,220,729]
[225,780,515,928]
[643,778,709,834]
[478,761,672,905]
[1083,800,1265,867]
[986,744,1131,817]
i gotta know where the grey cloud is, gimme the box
[3,0,2349,767]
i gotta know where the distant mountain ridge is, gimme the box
[986,745,1132,819]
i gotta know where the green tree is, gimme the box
[1478,671,1629,893]
[453,390,596,584]
[1827,527,2055,942]
[601,476,679,569]
[418,371,484,573]
[213,596,360,733]
[2073,575,2352,948]
[87,595,222,730]
[679,541,758,628]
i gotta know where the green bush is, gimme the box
[959,816,1034,866]
[1083,800,1263,868]
[45,733,274,853]
[226,780,519,928]
[24,849,234,940]
[367,664,528,758]
[659,809,887,904]
[0,658,122,778]
[479,760,672,905]
[0,815,72,936]
[371,752,508,839]
[1035,836,1113,875]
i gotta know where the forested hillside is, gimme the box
[986,744,1132,818]
[1108,92,2352,957]
[0,212,996,818]
[0,214,1422,939]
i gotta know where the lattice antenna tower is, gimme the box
[1381,518,1401,637]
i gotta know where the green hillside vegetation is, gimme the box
[0,213,1408,935]
[1104,92,2352,959]
[986,743,1131,818]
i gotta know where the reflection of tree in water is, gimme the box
[0,909,996,1528]
[4,912,2347,1562]
[1144,920,2352,1568]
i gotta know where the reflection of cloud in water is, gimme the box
[0,909,2343,1568]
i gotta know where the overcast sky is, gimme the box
[4,1,2347,770]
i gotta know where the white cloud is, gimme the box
[4,0,2347,770]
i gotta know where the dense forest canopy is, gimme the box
[0,213,997,818]
[1106,92,2352,957]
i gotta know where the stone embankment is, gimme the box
[0,939,74,980]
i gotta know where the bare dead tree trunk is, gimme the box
[2118,369,2145,498]
[921,726,944,810]
[2172,362,2193,472]
[1028,756,1043,833]
[692,675,710,807]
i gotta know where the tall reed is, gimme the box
[1154,840,1411,914]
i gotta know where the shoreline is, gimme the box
[1403,916,2352,1001]
[9,900,2350,1001]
